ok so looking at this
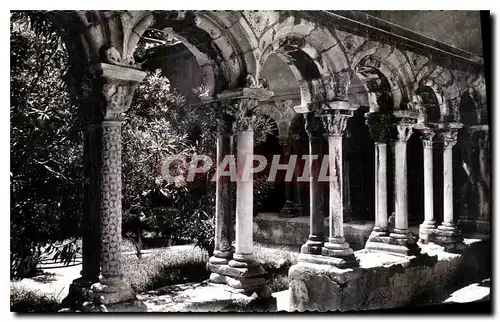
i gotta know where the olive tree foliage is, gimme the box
[10,11,83,278]
[122,68,277,255]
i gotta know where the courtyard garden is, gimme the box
[11,241,298,312]
[10,11,285,312]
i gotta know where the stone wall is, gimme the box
[288,238,490,312]
[254,213,421,251]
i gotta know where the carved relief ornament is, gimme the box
[85,63,146,122]
[321,112,351,137]
[441,130,459,148]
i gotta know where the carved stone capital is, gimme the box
[84,63,146,122]
[394,123,414,143]
[365,112,392,143]
[101,81,138,121]
[321,111,351,137]
[234,98,260,131]
[421,130,435,148]
[216,87,274,132]
[440,130,459,148]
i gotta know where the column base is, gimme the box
[369,226,389,238]
[87,277,144,308]
[419,221,437,244]
[365,230,421,256]
[60,276,96,311]
[435,223,465,253]
[279,201,298,218]
[300,237,323,255]
[206,254,270,298]
[209,248,234,265]
[321,237,359,267]
[298,252,358,268]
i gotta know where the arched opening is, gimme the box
[415,86,441,123]
[350,60,393,223]
[347,106,375,222]
[407,131,424,226]
[254,116,283,214]
[140,39,205,105]
[288,114,311,216]
[258,41,324,218]
[459,91,479,126]
[136,22,222,105]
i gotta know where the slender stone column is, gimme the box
[373,142,388,233]
[364,112,391,250]
[436,129,464,250]
[231,130,254,262]
[83,63,146,311]
[300,113,325,255]
[279,136,295,217]
[442,137,454,225]
[209,111,235,268]
[419,130,437,243]
[210,88,273,297]
[320,111,356,265]
[390,124,413,239]
[364,119,421,256]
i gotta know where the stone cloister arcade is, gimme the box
[46,10,489,311]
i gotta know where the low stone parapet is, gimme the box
[288,238,490,312]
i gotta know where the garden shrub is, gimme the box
[10,285,60,313]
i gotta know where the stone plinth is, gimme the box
[206,262,271,298]
[364,233,420,256]
[289,238,490,312]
